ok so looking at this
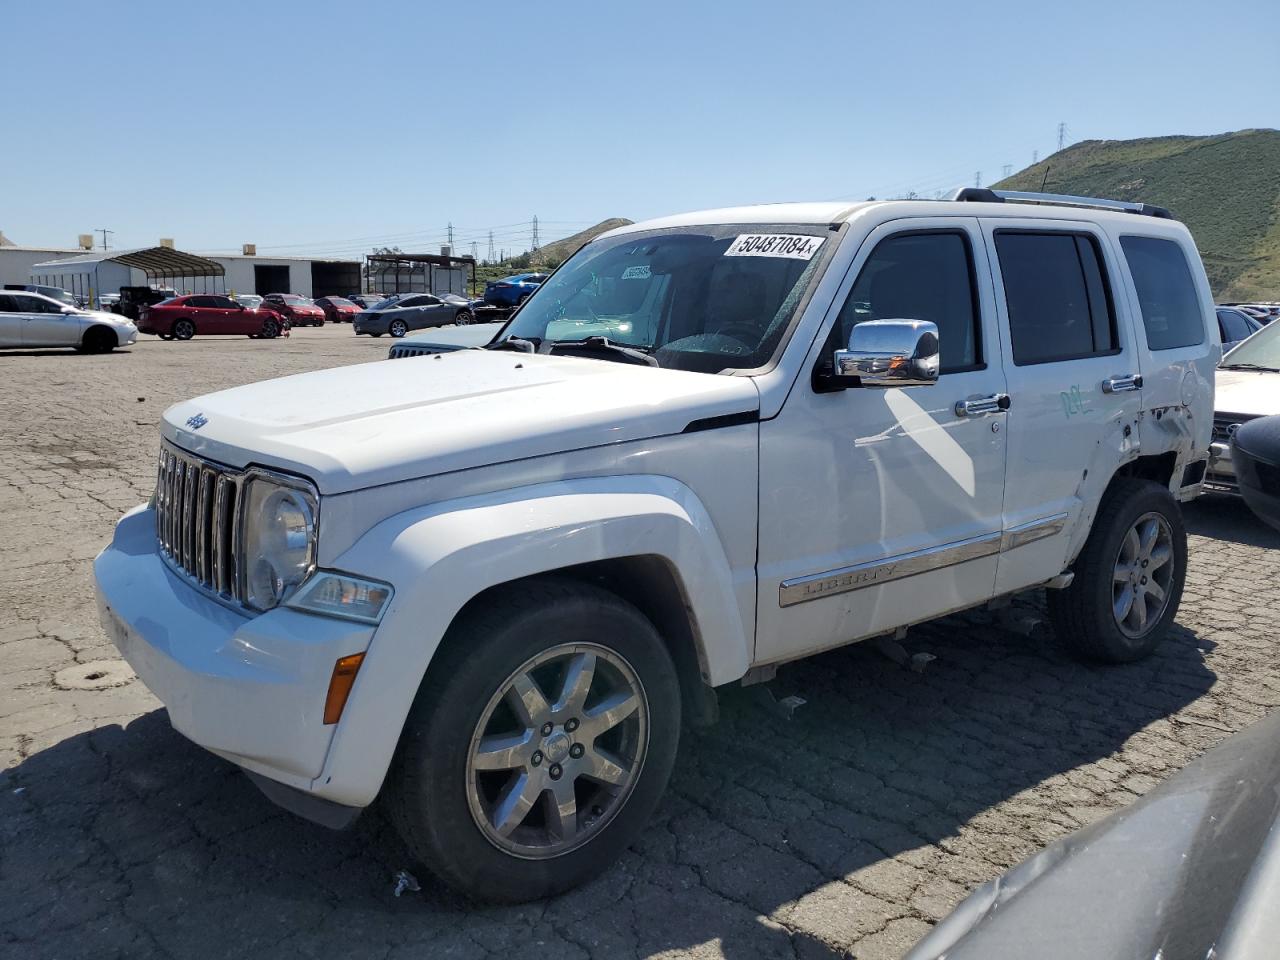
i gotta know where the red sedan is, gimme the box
[138,295,287,340]
[262,293,326,327]
[315,296,362,323]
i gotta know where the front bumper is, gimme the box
[94,505,378,805]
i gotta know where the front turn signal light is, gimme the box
[323,653,365,725]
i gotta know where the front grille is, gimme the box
[388,343,444,359]
[155,444,243,601]
[1213,414,1257,445]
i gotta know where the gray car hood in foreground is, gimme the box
[161,349,760,494]
[906,709,1280,960]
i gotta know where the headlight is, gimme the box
[241,472,318,611]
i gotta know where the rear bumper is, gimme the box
[94,505,378,803]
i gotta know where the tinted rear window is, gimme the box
[1120,236,1204,351]
[995,231,1117,365]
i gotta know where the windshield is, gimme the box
[1222,320,1280,369]
[501,224,831,374]
[327,297,355,307]
[282,296,313,305]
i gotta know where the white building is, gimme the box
[28,247,364,301]
[0,245,94,289]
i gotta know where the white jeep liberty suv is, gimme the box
[95,189,1217,901]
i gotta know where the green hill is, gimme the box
[994,130,1280,300]
[531,218,633,266]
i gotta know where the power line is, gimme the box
[96,228,113,251]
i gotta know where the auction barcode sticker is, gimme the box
[724,234,824,260]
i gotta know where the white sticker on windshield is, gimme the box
[724,234,825,260]
[621,264,651,280]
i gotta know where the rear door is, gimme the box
[982,219,1144,594]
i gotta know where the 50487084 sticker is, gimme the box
[724,234,825,260]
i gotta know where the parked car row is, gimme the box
[1216,304,1264,351]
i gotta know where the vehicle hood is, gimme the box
[79,309,134,327]
[1216,369,1280,418]
[161,350,760,493]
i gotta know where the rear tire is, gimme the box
[384,577,681,903]
[1047,478,1187,663]
[389,320,408,338]
[173,319,196,341]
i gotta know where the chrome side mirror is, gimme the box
[834,319,940,388]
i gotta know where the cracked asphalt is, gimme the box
[4,326,1279,959]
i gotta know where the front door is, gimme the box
[16,294,80,347]
[0,294,24,347]
[981,219,1145,595]
[756,218,1009,664]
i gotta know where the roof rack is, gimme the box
[950,187,1174,220]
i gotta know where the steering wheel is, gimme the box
[712,322,761,346]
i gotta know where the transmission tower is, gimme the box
[1057,122,1066,151]
[487,231,495,262]
[470,241,478,260]
[531,215,540,251]
[974,171,982,188]
[447,222,454,249]
[1001,164,1013,178]
[1033,150,1039,164]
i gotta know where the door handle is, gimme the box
[1101,374,1143,394]
[954,393,1011,417]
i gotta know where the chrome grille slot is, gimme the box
[1212,415,1255,445]
[154,444,243,603]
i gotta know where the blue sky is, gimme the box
[4,0,1276,257]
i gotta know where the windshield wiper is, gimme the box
[1221,362,1280,372]
[546,336,658,367]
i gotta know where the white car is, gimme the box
[95,189,1216,902]
[0,290,138,352]
[1206,320,1280,492]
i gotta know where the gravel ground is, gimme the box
[3,326,1278,960]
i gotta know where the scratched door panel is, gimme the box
[980,219,1144,594]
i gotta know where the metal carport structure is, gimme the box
[30,246,226,303]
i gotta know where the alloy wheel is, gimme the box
[465,643,648,859]
[1112,511,1175,638]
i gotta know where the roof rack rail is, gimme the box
[949,187,1174,220]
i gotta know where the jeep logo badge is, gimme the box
[185,413,208,431]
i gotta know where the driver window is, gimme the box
[835,231,982,373]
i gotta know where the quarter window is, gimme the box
[836,231,982,373]
[995,232,1117,365]
[1121,236,1204,350]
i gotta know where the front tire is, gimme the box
[79,326,118,353]
[385,578,681,903]
[261,317,280,339]
[172,319,196,341]
[1047,478,1187,662]
[455,310,474,326]
[389,320,408,338]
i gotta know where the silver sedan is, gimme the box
[0,290,138,352]
[353,293,478,338]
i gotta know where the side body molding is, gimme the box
[314,474,749,807]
